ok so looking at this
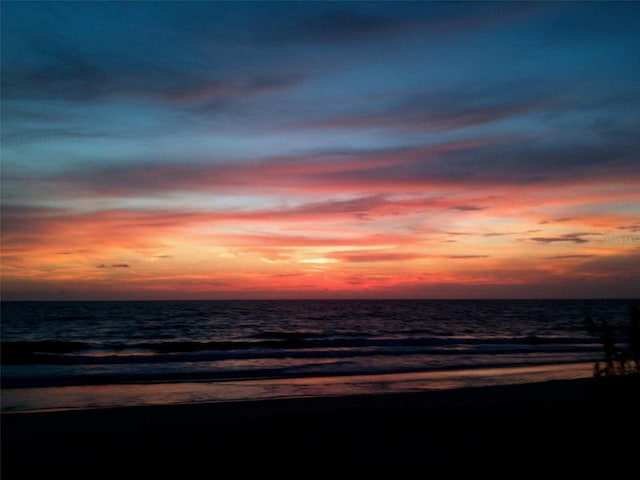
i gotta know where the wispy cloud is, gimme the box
[529,233,600,244]
[292,82,554,132]
[546,255,595,260]
[327,251,428,263]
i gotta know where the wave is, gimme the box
[1,336,602,366]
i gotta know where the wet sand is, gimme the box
[2,375,639,477]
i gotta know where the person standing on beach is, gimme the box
[585,315,618,375]
[600,320,617,373]
[628,304,640,371]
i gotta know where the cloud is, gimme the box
[529,233,600,244]
[251,4,433,46]
[452,205,486,212]
[254,2,539,45]
[6,127,639,213]
[328,251,427,263]
[618,224,640,233]
[292,81,552,133]
[2,53,303,104]
[15,141,465,197]
[1,6,306,107]
[168,73,306,106]
[262,9,414,44]
[570,253,640,279]
[0,204,73,237]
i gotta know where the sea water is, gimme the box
[1,299,635,412]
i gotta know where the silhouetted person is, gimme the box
[585,315,618,375]
[600,320,617,373]
[593,361,604,377]
[629,304,640,371]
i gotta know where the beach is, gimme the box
[3,374,639,477]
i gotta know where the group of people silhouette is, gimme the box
[585,303,640,377]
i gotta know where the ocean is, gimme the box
[1,298,636,412]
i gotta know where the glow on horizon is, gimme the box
[1,1,639,300]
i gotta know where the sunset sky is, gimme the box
[1,1,639,300]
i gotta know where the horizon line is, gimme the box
[2,297,638,303]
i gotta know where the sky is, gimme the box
[1,1,639,301]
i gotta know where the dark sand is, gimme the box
[2,375,639,477]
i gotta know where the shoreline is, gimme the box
[1,361,596,413]
[3,374,639,476]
